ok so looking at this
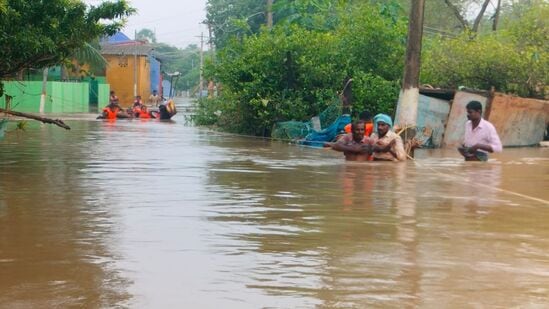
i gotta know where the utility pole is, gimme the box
[395,0,425,128]
[134,30,138,97]
[207,23,215,61]
[266,0,273,29]
[199,32,204,98]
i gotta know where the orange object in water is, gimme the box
[344,122,373,137]
[103,107,119,120]
[139,111,151,119]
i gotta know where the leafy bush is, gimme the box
[422,2,548,98]
[351,72,401,117]
[199,3,408,135]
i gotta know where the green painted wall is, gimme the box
[1,81,43,113]
[98,84,110,106]
[1,81,98,113]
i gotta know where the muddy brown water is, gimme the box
[1,100,548,308]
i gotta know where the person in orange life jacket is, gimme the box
[344,111,374,137]
[131,96,152,118]
[138,104,151,119]
[326,120,372,161]
[99,101,123,119]
[132,96,144,117]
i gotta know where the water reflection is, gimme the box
[1,111,548,308]
[0,122,131,308]
[204,140,549,308]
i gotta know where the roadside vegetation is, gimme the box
[196,0,548,136]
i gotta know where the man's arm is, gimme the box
[331,141,370,154]
[468,143,494,153]
[372,137,406,160]
[392,136,407,161]
[372,139,395,153]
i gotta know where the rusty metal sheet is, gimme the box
[488,94,549,146]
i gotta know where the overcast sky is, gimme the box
[86,0,208,48]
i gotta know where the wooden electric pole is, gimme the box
[207,23,215,60]
[395,0,425,128]
[199,32,204,97]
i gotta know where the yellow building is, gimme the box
[100,42,158,108]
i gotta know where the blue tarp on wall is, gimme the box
[162,80,173,98]
[149,56,161,93]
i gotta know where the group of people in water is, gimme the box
[325,111,408,161]
[327,100,502,162]
[99,90,175,120]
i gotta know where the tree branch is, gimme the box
[443,0,469,30]
[473,0,491,33]
[0,108,71,130]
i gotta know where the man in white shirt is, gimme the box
[458,100,502,161]
[148,90,161,107]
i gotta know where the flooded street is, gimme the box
[1,98,548,308]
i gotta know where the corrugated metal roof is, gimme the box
[100,43,154,56]
[106,32,132,43]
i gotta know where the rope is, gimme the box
[394,125,549,205]
[405,149,549,206]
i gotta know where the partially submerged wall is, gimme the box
[416,94,450,147]
[488,93,549,147]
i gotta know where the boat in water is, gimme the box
[97,99,177,120]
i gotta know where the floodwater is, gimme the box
[1,98,548,308]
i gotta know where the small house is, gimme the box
[100,35,162,107]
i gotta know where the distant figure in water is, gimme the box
[109,90,119,105]
[326,120,372,161]
[370,114,407,161]
[133,95,143,106]
[458,100,502,161]
[148,90,161,107]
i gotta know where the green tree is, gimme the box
[206,0,267,49]
[153,43,202,92]
[421,1,548,98]
[272,0,343,31]
[198,2,407,135]
[0,0,135,83]
[136,28,157,43]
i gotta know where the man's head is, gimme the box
[351,120,366,142]
[466,100,483,121]
[377,121,390,137]
[153,90,157,95]
[358,111,372,122]
[373,113,393,137]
